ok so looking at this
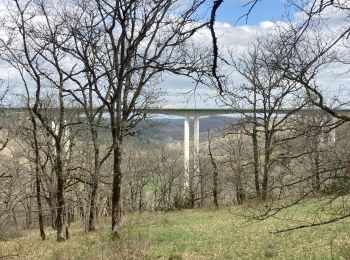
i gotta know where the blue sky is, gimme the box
[217,0,289,25]
[163,0,293,108]
[164,1,350,110]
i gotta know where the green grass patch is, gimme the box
[1,203,350,259]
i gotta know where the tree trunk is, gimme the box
[314,151,321,193]
[235,169,244,205]
[208,131,219,208]
[111,140,122,239]
[55,143,66,241]
[32,117,46,240]
[252,86,260,198]
[88,134,100,232]
[188,175,195,208]
[35,167,46,240]
[200,174,204,207]
[261,134,271,201]
[213,166,219,208]
[130,183,136,211]
[138,188,143,213]
[252,127,260,198]
[47,198,57,230]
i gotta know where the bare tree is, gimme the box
[208,130,219,208]
[20,95,46,240]
[0,0,79,241]
[235,16,350,230]
[68,0,209,238]
[54,2,114,231]
[222,38,311,201]
[271,0,350,120]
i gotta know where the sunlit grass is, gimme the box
[1,203,350,259]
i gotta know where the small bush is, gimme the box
[264,244,277,258]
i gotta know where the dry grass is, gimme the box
[1,204,350,259]
[0,219,149,260]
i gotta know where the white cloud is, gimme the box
[160,20,281,107]
[260,21,275,30]
[160,4,350,108]
[0,0,348,108]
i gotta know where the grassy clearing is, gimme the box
[1,203,350,259]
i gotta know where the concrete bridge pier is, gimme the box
[183,113,200,192]
[184,114,190,190]
[329,117,337,145]
[193,113,200,177]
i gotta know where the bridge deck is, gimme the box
[3,107,350,117]
[143,108,350,116]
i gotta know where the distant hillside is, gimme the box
[2,112,240,144]
[137,116,238,142]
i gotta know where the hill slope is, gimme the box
[138,116,237,142]
[1,205,350,259]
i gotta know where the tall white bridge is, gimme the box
[5,107,350,191]
[143,107,350,190]
[144,108,249,189]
